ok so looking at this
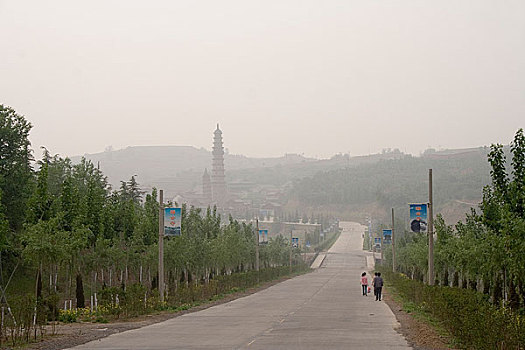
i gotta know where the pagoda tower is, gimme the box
[202,168,212,202]
[211,124,227,204]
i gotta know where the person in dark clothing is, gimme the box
[372,272,378,298]
[373,272,383,301]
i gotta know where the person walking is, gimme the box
[373,272,384,301]
[372,272,378,298]
[360,272,368,296]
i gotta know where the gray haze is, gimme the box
[1,0,524,159]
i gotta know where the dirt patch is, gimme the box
[22,274,301,350]
[382,287,455,350]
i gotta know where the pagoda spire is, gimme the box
[211,124,227,205]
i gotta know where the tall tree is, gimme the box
[127,176,144,204]
[0,104,33,231]
[26,155,53,223]
[72,158,108,243]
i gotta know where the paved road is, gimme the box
[71,222,410,349]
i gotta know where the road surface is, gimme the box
[71,222,410,349]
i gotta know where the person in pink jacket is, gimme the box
[360,272,369,296]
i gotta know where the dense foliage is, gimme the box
[0,105,33,237]
[385,129,525,314]
[380,269,524,349]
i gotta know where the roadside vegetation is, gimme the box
[380,268,524,349]
[0,105,322,348]
[315,229,340,253]
[379,129,525,349]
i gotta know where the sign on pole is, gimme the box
[258,229,268,245]
[374,237,381,244]
[164,207,182,236]
[292,237,299,248]
[382,229,392,244]
[409,203,428,233]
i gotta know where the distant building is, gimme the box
[211,124,228,204]
[202,168,212,202]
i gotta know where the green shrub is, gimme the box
[58,309,79,323]
[97,283,159,318]
[381,269,525,349]
[97,287,123,317]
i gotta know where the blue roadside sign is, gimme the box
[409,203,428,233]
[164,207,182,236]
[383,229,392,244]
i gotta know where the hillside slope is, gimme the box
[286,147,492,225]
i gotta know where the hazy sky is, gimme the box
[1,0,524,159]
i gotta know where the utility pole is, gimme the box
[255,217,260,283]
[368,215,375,251]
[158,190,164,302]
[289,231,292,274]
[392,208,396,273]
[428,169,434,286]
[380,235,383,262]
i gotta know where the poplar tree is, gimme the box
[0,104,33,232]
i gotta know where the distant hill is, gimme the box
[226,149,407,186]
[70,146,316,194]
[286,146,492,225]
[71,145,494,226]
[70,146,412,197]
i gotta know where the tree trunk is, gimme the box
[76,274,85,308]
[54,265,58,292]
[443,269,449,287]
[187,270,192,285]
[508,278,520,310]
[469,279,477,291]
[120,269,125,291]
[493,273,503,305]
[483,276,491,295]
[461,275,468,289]
[151,273,158,291]
[452,271,459,287]
[36,269,42,300]
[67,267,72,299]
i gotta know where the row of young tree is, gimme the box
[386,129,525,311]
[0,105,296,311]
